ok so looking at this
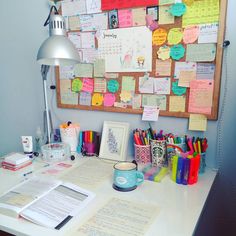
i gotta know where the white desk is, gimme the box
[0,157,216,236]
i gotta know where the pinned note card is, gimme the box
[178,70,196,87]
[170,44,185,60]
[142,95,167,111]
[86,0,102,14]
[156,59,172,76]
[132,8,146,26]
[59,65,74,79]
[198,23,218,44]
[82,78,94,93]
[74,64,93,78]
[61,92,78,105]
[183,26,199,44]
[169,96,186,112]
[154,77,171,95]
[152,28,167,46]
[80,32,96,49]
[68,16,80,31]
[186,43,216,62]
[132,94,142,109]
[189,114,207,131]
[167,28,183,45]
[94,78,107,93]
[122,76,135,92]
[94,59,105,77]
[142,106,160,121]
[79,92,91,106]
[61,0,86,17]
[174,62,196,79]
[118,9,133,28]
[157,46,170,60]
[188,80,214,114]
[159,6,175,25]
[196,63,215,80]
[139,76,154,94]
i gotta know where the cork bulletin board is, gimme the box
[56,0,228,120]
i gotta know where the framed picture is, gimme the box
[146,6,159,21]
[99,121,130,161]
[108,9,119,29]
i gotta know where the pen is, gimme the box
[23,171,33,177]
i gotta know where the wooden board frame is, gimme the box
[56,0,228,120]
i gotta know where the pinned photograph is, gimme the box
[108,10,119,29]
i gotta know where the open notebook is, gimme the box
[0,176,95,229]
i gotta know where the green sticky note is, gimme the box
[170,44,185,60]
[172,81,187,95]
[107,80,119,93]
[72,78,82,92]
[169,3,186,17]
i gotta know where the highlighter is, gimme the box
[171,155,178,182]
[182,158,190,185]
[154,167,168,182]
[176,157,184,184]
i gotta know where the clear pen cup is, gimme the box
[199,152,206,174]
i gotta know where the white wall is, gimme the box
[0,0,235,173]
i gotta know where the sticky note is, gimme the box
[71,78,83,92]
[189,114,207,131]
[104,93,116,107]
[142,106,159,122]
[157,46,170,60]
[152,28,167,46]
[120,91,132,103]
[167,28,183,45]
[170,44,185,60]
[92,93,103,106]
[183,26,199,44]
[169,3,187,17]
[107,80,119,93]
[172,81,187,95]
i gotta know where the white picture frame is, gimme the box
[99,121,130,161]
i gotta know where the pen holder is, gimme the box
[150,140,167,167]
[199,152,206,174]
[134,144,151,164]
[82,142,97,156]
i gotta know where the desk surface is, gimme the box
[0,157,216,236]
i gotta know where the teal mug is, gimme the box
[113,161,144,192]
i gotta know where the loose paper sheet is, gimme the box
[174,62,196,79]
[122,76,135,92]
[77,198,160,236]
[186,43,216,62]
[94,78,107,93]
[132,8,146,26]
[68,15,80,31]
[98,26,152,72]
[94,59,105,77]
[86,0,102,14]
[132,94,142,109]
[79,92,92,106]
[188,80,214,114]
[154,77,171,94]
[169,96,186,112]
[74,64,93,77]
[139,76,154,94]
[61,158,114,190]
[142,106,160,121]
[68,32,81,49]
[156,59,172,76]
[182,0,220,27]
[59,65,75,79]
[189,114,207,131]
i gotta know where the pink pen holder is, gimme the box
[134,144,151,164]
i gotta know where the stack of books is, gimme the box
[2,153,32,171]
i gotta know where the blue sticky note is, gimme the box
[170,44,185,60]
[169,3,187,17]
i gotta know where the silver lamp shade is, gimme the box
[37,14,80,66]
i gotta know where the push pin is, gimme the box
[70,155,75,161]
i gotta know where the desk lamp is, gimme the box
[37,6,80,143]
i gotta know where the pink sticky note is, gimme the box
[118,9,133,28]
[183,26,199,44]
[104,93,116,107]
[82,78,94,93]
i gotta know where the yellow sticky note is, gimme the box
[120,91,132,103]
[152,28,167,46]
[183,0,194,6]
[189,114,207,131]
[92,93,103,106]
[169,96,186,112]
[167,28,183,45]
[157,46,170,60]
